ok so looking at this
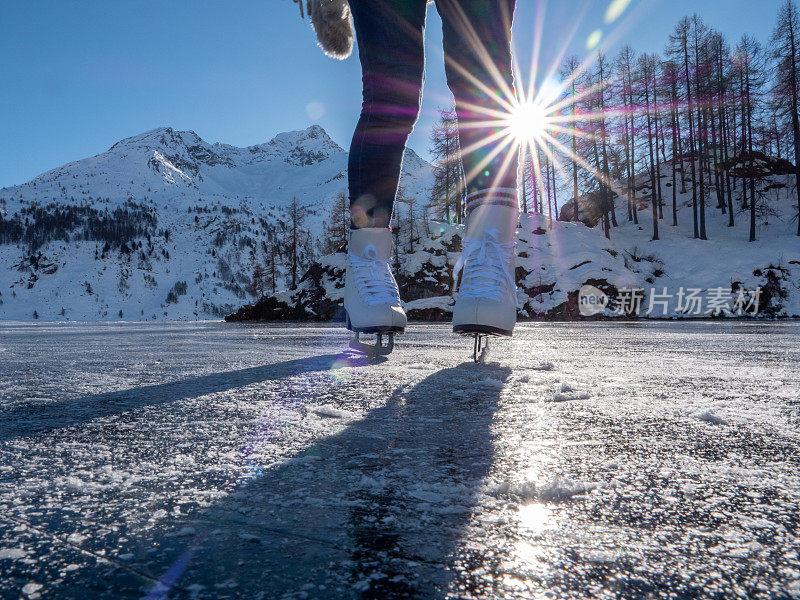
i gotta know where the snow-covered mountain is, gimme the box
[0,125,434,320]
[3,129,799,322]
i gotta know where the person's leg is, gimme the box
[344,0,426,346]
[436,0,518,200]
[348,0,428,229]
[437,0,520,339]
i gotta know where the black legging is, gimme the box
[348,0,517,228]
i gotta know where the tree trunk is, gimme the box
[694,37,707,240]
[722,90,735,225]
[684,37,699,238]
[550,150,558,222]
[747,62,757,242]
[698,106,708,239]
[645,60,659,241]
[622,83,633,222]
[598,56,615,231]
[544,151,552,224]
[710,95,725,212]
[653,82,664,221]
[533,150,540,214]
[790,16,800,236]
[571,81,580,222]
[626,60,639,225]
[672,100,679,226]
[521,149,528,213]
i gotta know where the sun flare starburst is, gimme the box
[505,100,550,144]
[423,0,643,224]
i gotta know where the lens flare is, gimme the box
[305,101,325,121]
[586,29,603,50]
[331,356,352,381]
[605,0,632,24]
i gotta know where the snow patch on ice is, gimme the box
[358,476,386,490]
[490,475,597,503]
[22,582,43,596]
[0,548,27,560]
[477,377,504,390]
[310,404,351,419]
[403,296,453,311]
[408,489,447,504]
[694,410,729,426]
[550,390,592,403]
[56,476,108,492]
[531,362,555,371]
[65,533,87,545]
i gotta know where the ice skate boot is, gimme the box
[344,227,406,357]
[452,188,519,362]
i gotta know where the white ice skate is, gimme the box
[452,189,519,362]
[344,227,406,357]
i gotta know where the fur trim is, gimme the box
[310,0,354,60]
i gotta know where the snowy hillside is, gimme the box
[229,165,800,322]
[0,126,434,321]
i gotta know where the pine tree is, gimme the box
[640,53,660,241]
[772,0,800,236]
[322,191,349,253]
[282,196,307,288]
[265,236,281,294]
[596,51,615,234]
[429,109,464,223]
[520,149,533,213]
[250,264,267,298]
[563,56,582,222]
[392,185,419,254]
[691,15,710,240]
[616,46,637,223]
[663,59,681,226]
[669,17,700,238]
[735,35,765,241]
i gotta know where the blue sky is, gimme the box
[0,0,788,188]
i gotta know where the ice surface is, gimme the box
[0,321,799,599]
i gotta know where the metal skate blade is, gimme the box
[472,334,490,363]
[348,332,395,358]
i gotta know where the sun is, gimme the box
[505,100,549,145]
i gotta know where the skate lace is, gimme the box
[453,228,516,303]
[349,245,401,306]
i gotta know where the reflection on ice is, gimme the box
[516,502,552,534]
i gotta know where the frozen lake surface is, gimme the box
[0,321,799,599]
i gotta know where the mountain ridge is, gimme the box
[0,124,434,321]
[1,124,434,228]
